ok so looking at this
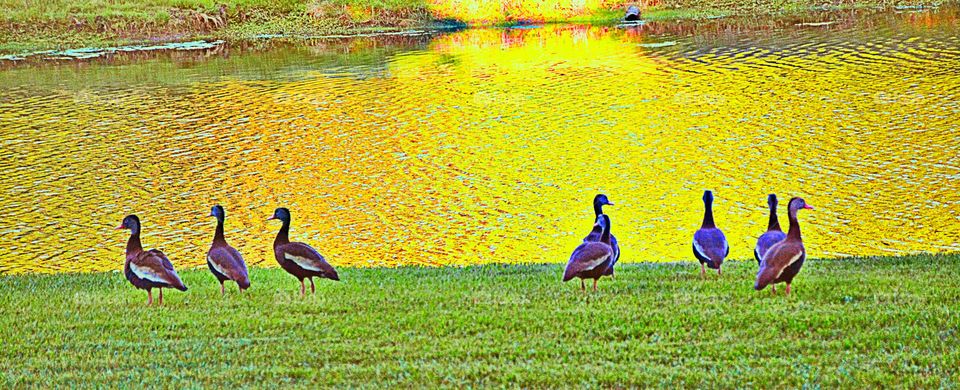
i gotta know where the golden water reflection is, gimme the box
[1,12,959,274]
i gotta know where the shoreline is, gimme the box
[0,2,948,58]
[1,253,955,277]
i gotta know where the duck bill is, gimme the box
[803,205,814,210]
[266,216,277,221]
[114,225,125,230]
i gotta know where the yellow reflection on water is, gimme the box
[0,20,958,274]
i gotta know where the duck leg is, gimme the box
[717,267,722,276]
[147,289,153,306]
[158,288,164,306]
[771,285,777,294]
[700,263,706,278]
[220,281,225,296]
[310,278,316,294]
[592,279,598,292]
[580,280,585,292]
[300,279,306,297]
[785,283,791,296]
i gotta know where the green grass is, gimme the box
[1,254,958,387]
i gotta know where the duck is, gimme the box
[624,5,641,21]
[582,194,620,277]
[754,194,786,266]
[564,214,614,292]
[207,205,251,294]
[116,215,187,305]
[268,207,339,295]
[755,197,813,295]
[692,190,729,277]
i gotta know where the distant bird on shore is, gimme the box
[583,194,620,277]
[755,197,813,295]
[116,215,187,305]
[624,5,641,21]
[268,207,339,296]
[207,205,251,294]
[693,190,728,277]
[754,194,786,266]
[564,214,615,292]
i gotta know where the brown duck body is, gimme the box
[119,215,187,305]
[755,197,813,293]
[269,208,339,295]
[207,207,250,291]
[564,214,614,291]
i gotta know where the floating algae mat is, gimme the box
[0,40,225,61]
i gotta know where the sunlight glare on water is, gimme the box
[0,9,958,274]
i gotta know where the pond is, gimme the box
[0,8,958,274]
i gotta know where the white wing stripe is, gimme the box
[285,253,323,272]
[693,239,709,260]
[130,263,167,283]
[774,252,803,279]
[582,254,610,271]
[208,255,228,277]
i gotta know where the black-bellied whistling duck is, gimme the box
[754,194,786,266]
[755,197,813,295]
[692,190,729,277]
[268,207,339,296]
[564,214,614,292]
[582,194,620,277]
[207,205,250,294]
[116,215,187,306]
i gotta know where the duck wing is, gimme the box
[208,245,250,287]
[693,228,728,263]
[563,242,612,281]
[278,242,339,280]
[132,249,187,291]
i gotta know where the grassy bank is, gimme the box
[0,0,948,54]
[1,254,958,387]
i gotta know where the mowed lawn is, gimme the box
[1,255,958,387]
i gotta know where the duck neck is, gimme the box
[787,207,802,241]
[593,201,604,217]
[274,218,290,246]
[126,228,142,256]
[701,201,716,229]
[600,223,611,244]
[213,216,227,245]
[767,203,781,231]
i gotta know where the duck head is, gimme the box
[702,190,714,205]
[116,215,140,233]
[267,207,291,223]
[788,197,814,212]
[594,194,614,207]
[767,194,778,208]
[210,205,225,220]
